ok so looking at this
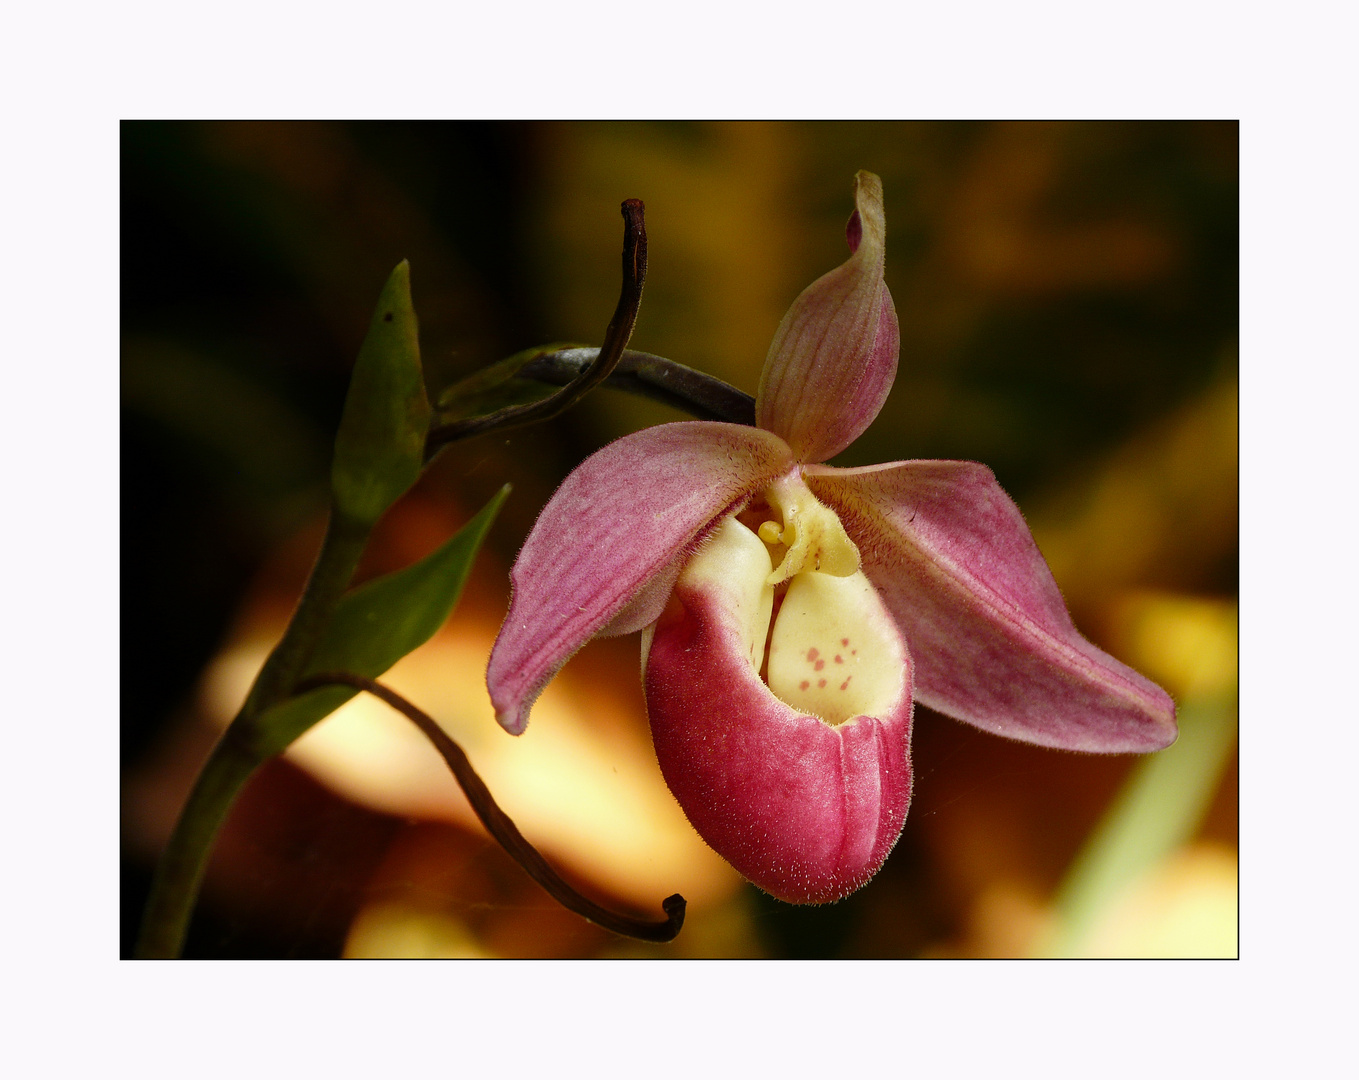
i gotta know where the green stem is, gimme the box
[236,509,371,728]
[135,503,372,958]
[134,731,262,958]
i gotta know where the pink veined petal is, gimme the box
[806,460,1178,753]
[756,171,899,464]
[487,421,793,734]
[596,549,687,638]
[644,560,914,904]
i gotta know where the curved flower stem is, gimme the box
[425,199,649,456]
[135,507,372,959]
[295,672,687,944]
[515,348,756,426]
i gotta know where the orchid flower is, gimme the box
[487,172,1176,905]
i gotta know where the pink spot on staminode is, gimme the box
[851,649,857,656]
[834,654,843,664]
[840,677,852,691]
[817,679,827,688]
[841,638,849,647]
[814,659,825,671]
[799,680,810,691]
[806,647,820,662]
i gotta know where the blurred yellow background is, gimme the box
[122,121,1236,958]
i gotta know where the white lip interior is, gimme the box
[675,481,906,726]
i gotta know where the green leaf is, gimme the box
[434,342,585,422]
[246,484,510,757]
[331,261,432,526]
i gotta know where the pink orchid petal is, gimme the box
[756,171,899,464]
[806,460,1177,753]
[644,555,914,904]
[487,422,793,734]
[597,549,686,638]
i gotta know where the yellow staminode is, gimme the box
[762,475,860,586]
[676,511,904,727]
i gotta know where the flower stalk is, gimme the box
[295,673,686,942]
[513,348,756,425]
[136,199,686,957]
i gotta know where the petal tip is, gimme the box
[495,704,528,736]
[755,170,898,462]
[1145,692,1180,751]
[852,170,886,250]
